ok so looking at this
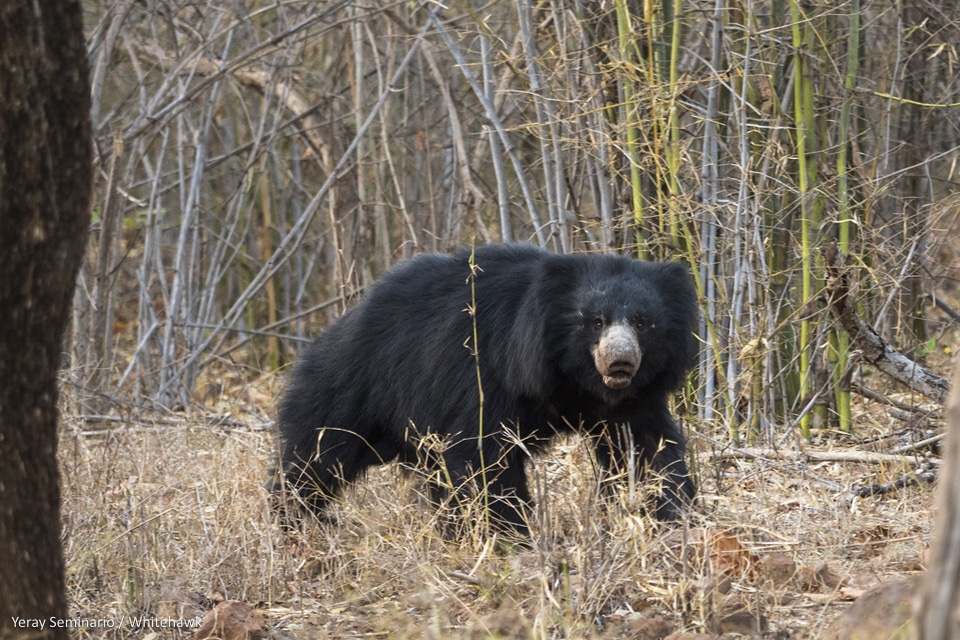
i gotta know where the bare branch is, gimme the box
[712,446,940,467]
[825,243,950,404]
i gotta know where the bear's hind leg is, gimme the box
[484,460,533,538]
[279,426,396,523]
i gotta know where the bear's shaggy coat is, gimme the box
[276,244,698,535]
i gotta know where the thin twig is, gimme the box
[156,18,433,401]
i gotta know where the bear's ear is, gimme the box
[503,256,576,400]
[656,261,699,329]
[653,259,700,367]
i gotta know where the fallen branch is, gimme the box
[927,292,960,321]
[851,463,937,498]
[447,571,482,586]
[851,381,939,415]
[890,433,946,455]
[712,446,940,467]
[825,243,950,404]
[129,40,334,167]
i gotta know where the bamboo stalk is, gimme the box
[429,13,547,246]
[480,35,511,242]
[726,2,756,442]
[831,0,860,433]
[155,17,433,401]
[572,0,615,250]
[790,0,816,438]
[259,172,280,371]
[516,0,568,252]
[698,0,724,425]
[85,131,124,411]
[614,0,647,257]
[666,0,683,249]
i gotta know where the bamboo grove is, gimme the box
[75,0,960,442]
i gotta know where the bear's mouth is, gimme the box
[601,362,637,389]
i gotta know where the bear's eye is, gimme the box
[593,317,604,329]
[635,317,646,330]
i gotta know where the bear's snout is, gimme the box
[593,323,642,389]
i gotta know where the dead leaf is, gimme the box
[719,608,768,635]
[839,586,865,600]
[707,531,759,580]
[627,613,674,640]
[195,600,265,640]
[466,609,532,640]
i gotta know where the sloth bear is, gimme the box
[274,243,698,536]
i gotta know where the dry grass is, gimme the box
[58,370,938,639]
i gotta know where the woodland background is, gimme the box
[75,0,960,438]
[57,0,960,636]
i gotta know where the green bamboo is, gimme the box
[831,0,860,433]
[643,0,668,252]
[615,0,647,257]
[790,0,816,438]
[666,0,683,249]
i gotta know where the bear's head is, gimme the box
[574,260,697,400]
[507,255,698,406]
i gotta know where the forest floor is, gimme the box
[58,353,951,639]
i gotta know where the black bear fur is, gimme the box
[274,243,698,536]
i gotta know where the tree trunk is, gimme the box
[919,364,960,638]
[0,2,92,638]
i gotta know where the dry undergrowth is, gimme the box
[58,373,936,640]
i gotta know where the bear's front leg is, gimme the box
[593,406,695,521]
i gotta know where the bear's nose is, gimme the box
[592,323,642,389]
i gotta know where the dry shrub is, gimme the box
[59,391,933,638]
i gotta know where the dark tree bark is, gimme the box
[0,2,91,638]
